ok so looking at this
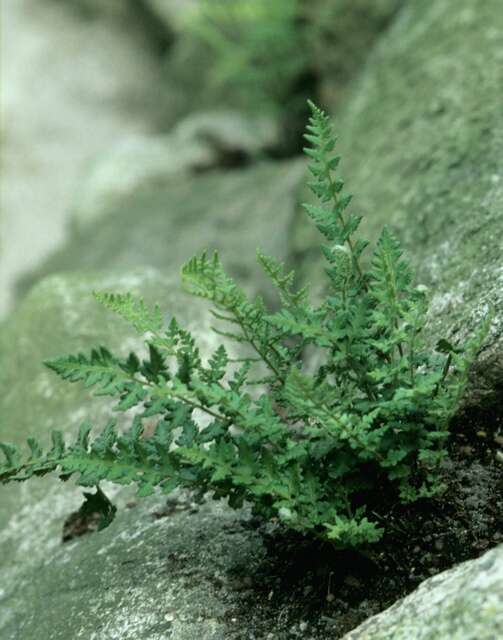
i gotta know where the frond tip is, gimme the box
[0,421,181,502]
[93,291,163,335]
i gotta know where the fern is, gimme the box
[0,102,490,549]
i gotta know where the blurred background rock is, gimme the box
[0,0,400,316]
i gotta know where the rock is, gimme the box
[18,159,306,303]
[0,0,164,317]
[295,0,503,407]
[70,133,215,229]
[306,0,402,110]
[341,544,503,640]
[171,109,279,159]
[0,490,264,640]
[71,110,280,228]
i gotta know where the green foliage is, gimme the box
[186,0,306,111]
[0,103,490,548]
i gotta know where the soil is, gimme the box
[217,406,503,639]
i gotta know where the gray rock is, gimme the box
[71,110,280,229]
[341,544,503,640]
[18,159,306,303]
[0,0,164,317]
[71,133,215,229]
[307,0,403,109]
[171,109,279,158]
[1,493,264,640]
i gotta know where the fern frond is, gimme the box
[369,226,412,311]
[0,421,181,498]
[93,291,163,335]
[201,344,229,383]
[45,347,147,410]
[257,249,309,307]
[303,101,366,288]
[181,251,246,309]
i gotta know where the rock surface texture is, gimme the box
[341,544,503,640]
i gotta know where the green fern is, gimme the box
[0,102,490,548]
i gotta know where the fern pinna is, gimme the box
[0,102,489,548]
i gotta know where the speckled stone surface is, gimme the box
[341,544,503,640]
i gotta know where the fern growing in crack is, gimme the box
[0,102,490,548]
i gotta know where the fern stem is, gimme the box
[326,169,366,288]
[234,312,284,384]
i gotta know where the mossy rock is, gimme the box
[294,0,503,408]
[306,0,403,110]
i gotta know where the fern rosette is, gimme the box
[0,103,489,548]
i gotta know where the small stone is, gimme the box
[344,575,362,589]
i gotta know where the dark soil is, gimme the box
[220,407,503,639]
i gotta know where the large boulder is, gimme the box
[295,0,503,407]
[341,544,503,640]
[0,0,164,316]
[17,159,306,303]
